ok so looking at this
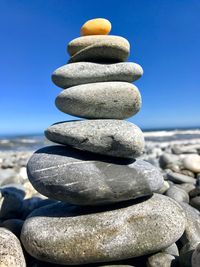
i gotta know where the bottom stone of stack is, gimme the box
[20,194,186,265]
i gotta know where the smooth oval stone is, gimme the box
[45,120,144,158]
[0,227,26,267]
[55,82,141,119]
[165,185,189,203]
[183,154,200,173]
[81,18,111,36]
[166,171,196,184]
[27,145,164,205]
[67,35,130,56]
[52,62,143,89]
[68,42,129,63]
[21,194,186,265]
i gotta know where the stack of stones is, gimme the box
[21,19,186,266]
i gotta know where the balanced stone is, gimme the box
[55,82,141,119]
[81,18,111,36]
[45,120,144,158]
[68,42,129,63]
[67,35,130,56]
[52,62,143,88]
[21,194,186,265]
[27,145,164,205]
[0,227,26,267]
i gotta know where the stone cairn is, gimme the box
[21,18,186,266]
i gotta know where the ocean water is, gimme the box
[0,128,200,151]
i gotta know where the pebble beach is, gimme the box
[0,17,200,267]
[1,129,200,266]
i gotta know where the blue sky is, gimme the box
[0,0,200,135]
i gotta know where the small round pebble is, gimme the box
[81,18,111,36]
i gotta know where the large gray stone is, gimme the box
[55,82,141,119]
[21,194,186,265]
[45,120,144,158]
[52,62,143,88]
[0,227,26,267]
[27,145,164,205]
[67,35,130,56]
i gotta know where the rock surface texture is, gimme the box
[0,227,26,267]
[27,145,164,205]
[45,120,145,158]
[55,82,141,119]
[21,194,185,265]
[52,62,143,88]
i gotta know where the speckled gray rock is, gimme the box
[67,35,130,56]
[0,227,26,267]
[68,42,129,63]
[55,82,141,119]
[45,120,144,158]
[165,185,189,203]
[21,194,186,265]
[52,62,143,89]
[27,145,163,205]
[146,252,178,267]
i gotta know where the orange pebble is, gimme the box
[80,18,111,36]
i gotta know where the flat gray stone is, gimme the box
[52,62,143,88]
[27,145,164,205]
[166,171,196,184]
[67,35,130,56]
[55,82,141,119]
[45,120,144,158]
[68,42,129,63]
[0,227,26,267]
[21,194,186,265]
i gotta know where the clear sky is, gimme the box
[0,0,200,135]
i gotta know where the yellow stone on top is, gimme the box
[80,18,111,36]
